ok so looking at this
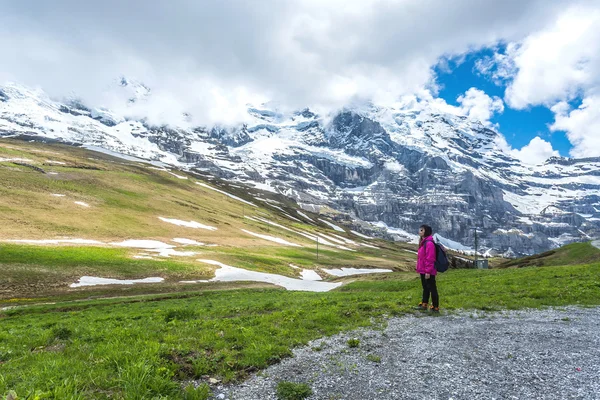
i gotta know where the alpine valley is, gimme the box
[1,80,599,256]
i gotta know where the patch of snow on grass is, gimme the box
[74,201,90,208]
[197,260,342,292]
[8,239,102,245]
[111,240,174,249]
[316,233,346,245]
[45,160,66,165]
[300,269,322,281]
[168,172,188,180]
[0,157,33,162]
[351,230,374,239]
[319,219,345,232]
[241,229,302,247]
[360,243,379,249]
[330,233,357,245]
[159,217,217,231]
[322,268,393,277]
[51,194,66,197]
[70,276,164,288]
[172,238,205,245]
[196,182,257,207]
[296,210,314,222]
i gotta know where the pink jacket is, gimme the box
[416,236,437,275]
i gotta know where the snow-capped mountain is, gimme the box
[1,82,599,255]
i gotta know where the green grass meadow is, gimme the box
[1,261,599,399]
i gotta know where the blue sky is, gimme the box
[434,51,572,157]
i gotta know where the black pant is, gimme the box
[420,274,439,308]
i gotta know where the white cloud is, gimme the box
[510,137,560,165]
[551,96,600,158]
[477,2,600,157]
[503,5,600,109]
[474,43,518,85]
[456,88,504,125]
[424,88,504,126]
[0,0,568,126]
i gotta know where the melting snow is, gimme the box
[168,172,188,180]
[172,238,205,245]
[322,268,393,277]
[360,243,379,249]
[296,210,314,222]
[111,239,174,249]
[300,269,322,281]
[197,260,342,292]
[196,182,257,207]
[45,160,66,165]
[110,239,196,257]
[8,239,102,245]
[241,229,302,247]
[74,201,90,208]
[319,219,345,232]
[159,217,217,231]
[316,232,346,245]
[351,230,374,240]
[0,157,33,162]
[51,193,66,197]
[70,276,164,288]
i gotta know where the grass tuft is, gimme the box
[276,381,313,400]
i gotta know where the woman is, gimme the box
[415,224,439,313]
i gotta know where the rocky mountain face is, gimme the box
[1,82,599,255]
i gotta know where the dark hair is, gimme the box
[419,224,433,247]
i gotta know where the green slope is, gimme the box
[497,242,600,269]
[0,138,416,300]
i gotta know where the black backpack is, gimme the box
[425,238,449,273]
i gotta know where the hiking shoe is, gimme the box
[430,306,440,313]
[414,302,428,311]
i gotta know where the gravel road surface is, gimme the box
[213,307,600,400]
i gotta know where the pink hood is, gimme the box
[416,236,437,275]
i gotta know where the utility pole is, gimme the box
[474,228,479,264]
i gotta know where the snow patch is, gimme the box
[300,269,323,281]
[0,157,33,162]
[322,268,393,277]
[197,260,342,292]
[296,210,315,222]
[172,238,205,245]
[70,276,164,288]
[159,217,217,231]
[241,229,302,247]
[168,172,188,180]
[8,238,102,245]
[351,230,374,240]
[196,182,257,207]
[74,201,90,208]
[319,219,345,232]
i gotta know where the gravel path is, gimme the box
[214,307,600,400]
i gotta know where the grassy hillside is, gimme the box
[0,138,416,300]
[496,242,600,268]
[1,262,599,399]
[2,139,600,400]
